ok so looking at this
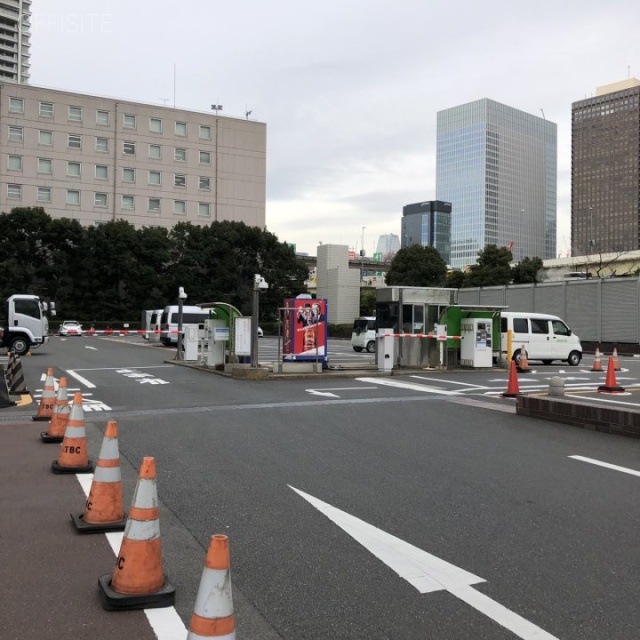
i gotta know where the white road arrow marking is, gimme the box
[306,389,340,398]
[290,486,559,640]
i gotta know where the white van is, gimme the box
[160,305,210,346]
[147,308,164,343]
[500,311,582,366]
[351,316,376,353]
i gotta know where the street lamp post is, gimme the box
[588,207,594,256]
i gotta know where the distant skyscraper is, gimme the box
[436,98,557,269]
[401,200,451,265]
[376,233,400,256]
[0,0,31,83]
[571,78,640,256]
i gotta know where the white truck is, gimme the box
[0,294,52,356]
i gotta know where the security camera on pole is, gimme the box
[251,274,268,367]
[176,287,187,360]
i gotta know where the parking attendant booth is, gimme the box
[375,287,457,369]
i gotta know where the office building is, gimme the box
[0,0,30,83]
[571,78,640,256]
[0,83,266,229]
[376,233,400,256]
[401,200,452,265]
[436,98,557,269]
[315,244,360,324]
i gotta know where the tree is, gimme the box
[465,244,513,287]
[445,269,466,289]
[512,256,543,284]
[360,288,376,315]
[385,245,447,287]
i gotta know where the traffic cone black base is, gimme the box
[71,512,126,533]
[40,432,64,443]
[51,460,94,474]
[97,574,175,611]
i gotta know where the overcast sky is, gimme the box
[29,0,639,258]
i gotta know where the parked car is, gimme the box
[59,320,84,336]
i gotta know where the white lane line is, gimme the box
[356,377,460,395]
[410,376,488,389]
[569,456,640,477]
[72,365,173,371]
[85,345,98,351]
[291,486,559,640]
[75,474,187,638]
[66,369,96,389]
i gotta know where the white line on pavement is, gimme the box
[65,369,96,389]
[569,455,640,477]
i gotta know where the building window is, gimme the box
[148,170,161,185]
[175,121,187,136]
[96,110,110,125]
[122,167,135,182]
[9,97,24,114]
[199,151,211,164]
[38,130,53,145]
[39,102,54,117]
[123,114,136,129]
[149,144,161,159]
[9,126,24,142]
[37,158,52,174]
[66,190,81,205]
[149,117,162,133]
[199,176,210,190]
[95,192,108,207]
[67,161,81,177]
[175,147,186,162]
[123,141,136,155]
[7,155,22,171]
[68,106,83,122]
[173,200,186,215]
[122,195,134,210]
[95,165,108,179]
[174,174,186,188]
[68,134,82,149]
[7,184,22,200]
[148,198,161,212]
[96,137,109,152]
[199,125,211,140]
[198,202,210,217]
[37,187,51,202]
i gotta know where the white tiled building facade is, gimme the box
[0,0,30,84]
[0,83,266,229]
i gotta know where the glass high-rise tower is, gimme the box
[436,98,557,269]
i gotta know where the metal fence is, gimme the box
[456,277,640,344]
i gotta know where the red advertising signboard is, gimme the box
[282,298,328,362]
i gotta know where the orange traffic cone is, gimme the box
[40,377,70,443]
[598,357,626,393]
[591,348,603,372]
[72,420,126,533]
[51,392,94,474]
[517,345,529,373]
[98,457,175,610]
[187,535,235,640]
[502,360,521,397]
[32,367,57,421]
[612,348,621,371]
